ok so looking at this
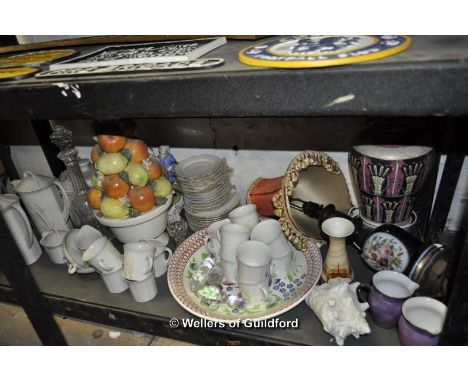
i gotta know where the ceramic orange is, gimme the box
[90,144,103,163]
[129,186,156,212]
[123,139,148,163]
[97,134,127,153]
[87,188,102,210]
[102,175,130,199]
[146,157,163,180]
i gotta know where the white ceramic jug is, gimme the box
[12,171,71,234]
[0,193,42,265]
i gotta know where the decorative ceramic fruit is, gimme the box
[153,176,172,197]
[122,139,148,163]
[100,197,129,219]
[91,144,103,163]
[87,188,102,209]
[129,186,156,212]
[102,174,130,199]
[97,134,127,153]
[91,171,104,189]
[144,157,163,180]
[95,153,128,175]
[122,162,149,187]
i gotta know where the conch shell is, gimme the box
[306,281,371,345]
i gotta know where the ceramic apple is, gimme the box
[95,153,128,175]
[129,186,156,212]
[87,187,102,210]
[144,156,163,180]
[102,174,130,199]
[122,163,149,187]
[122,139,148,163]
[153,176,172,197]
[97,134,127,153]
[100,197,129,219]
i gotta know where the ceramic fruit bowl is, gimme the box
[95,193,173,243]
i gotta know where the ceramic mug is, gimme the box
[126,272,158,303]
[75,225,102,251]
[82,237,123,274]
[236,240,272,284]
[100,267,128,294]
[221,258,237,284]
[250,219,292,279]
[399,297,447,346]
[203,218,231,255]
[0,193,42,265]
[218,223,250,263]
[123,242,155,281]
[141,239,173,278]
[228,204,259,232]
[40,230,68,264]
[357,270,419,328]
[238,277,269,305]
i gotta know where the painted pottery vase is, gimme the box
[349,140,435,225]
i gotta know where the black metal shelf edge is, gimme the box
[1,36,468,119]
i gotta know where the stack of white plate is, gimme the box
[175,154,240,231]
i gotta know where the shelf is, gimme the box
[0,244,400,346]
[1,36,468,119]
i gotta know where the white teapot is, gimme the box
[12,171,71,234]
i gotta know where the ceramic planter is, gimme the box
[349,145,435,225]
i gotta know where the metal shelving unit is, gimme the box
[0,36,467,345]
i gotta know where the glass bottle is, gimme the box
[50,126,102,230]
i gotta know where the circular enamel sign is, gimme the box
[0,67,39,81]
[0,49,77,68]
[239,35,411,68]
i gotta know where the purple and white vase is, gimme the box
[349,145,435,226]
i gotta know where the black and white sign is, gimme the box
[35,58,225,78]
[49,38,227,70]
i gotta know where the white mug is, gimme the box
[126,272,158,303]
[250,219,292,279]
[40,230,67,264]
[141,239,173,278]
[238,277,269,305]
[218,223,250,263]
[221,258,237,284]
[82,237,123,274]
[123,242,154,281]
[228,204,259,232]
[0,193,42,265]
[203,218,231,255]
[101,267,128,294]
[75,225,102,251]
[236,240,272,284]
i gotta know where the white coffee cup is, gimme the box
[221,258,237,284]
[75,225,102,251]
[203,218,231,255]
[236,240,272,284]
[141,239,173,278]
[101,267,128,294]
[250,219,292,279]
[40,230,67,264]
[126,272,158,303]
[123,242,154,281]
[228,204,259,232]
[218,223,250,263]
[82,237,123,274]
[238,277,269,305]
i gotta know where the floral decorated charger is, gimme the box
[167,228,322,323]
